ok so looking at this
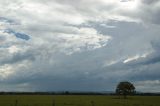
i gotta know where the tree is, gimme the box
[116,81,135,99]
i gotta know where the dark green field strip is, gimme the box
[0,95,159,106]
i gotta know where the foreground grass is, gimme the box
[0,95,160,106]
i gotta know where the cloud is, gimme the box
[122,40,160,65]
[0,64,13,80]
[142,0,159,4]
[0,0,160,92]
[137,0,160,24]
[123,54,147,63]
[135,80,160,92]
[0,17,15,25]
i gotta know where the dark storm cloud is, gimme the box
[141,55,160,65]
[0,51,35,65]
[123,40,160,66]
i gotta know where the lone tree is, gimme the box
[116,81,135,99]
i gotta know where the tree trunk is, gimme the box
[123,94,127,99]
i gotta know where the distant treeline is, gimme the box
[0,91,160,96]
[0,91,111,95]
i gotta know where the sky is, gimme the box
[0,0,160,92]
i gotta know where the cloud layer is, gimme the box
[0,0,160,92]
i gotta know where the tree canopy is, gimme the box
[116,81,135,98]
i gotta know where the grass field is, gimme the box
[0,95,160,106]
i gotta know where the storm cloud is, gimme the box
[0,0,160,92]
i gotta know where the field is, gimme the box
[0,95,160,106]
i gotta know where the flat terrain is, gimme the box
[0,95,160,106]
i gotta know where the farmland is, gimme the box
[0,95,160,106]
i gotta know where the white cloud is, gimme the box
[135,80,160,92]
[0,64,13,79]
[103,60,120,66]
[8,45,20,53]
[123,53,149,63]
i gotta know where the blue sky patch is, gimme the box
[4,29,30,40]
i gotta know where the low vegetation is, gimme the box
[0,95,160,106]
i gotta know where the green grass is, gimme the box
[0,95,160,106]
